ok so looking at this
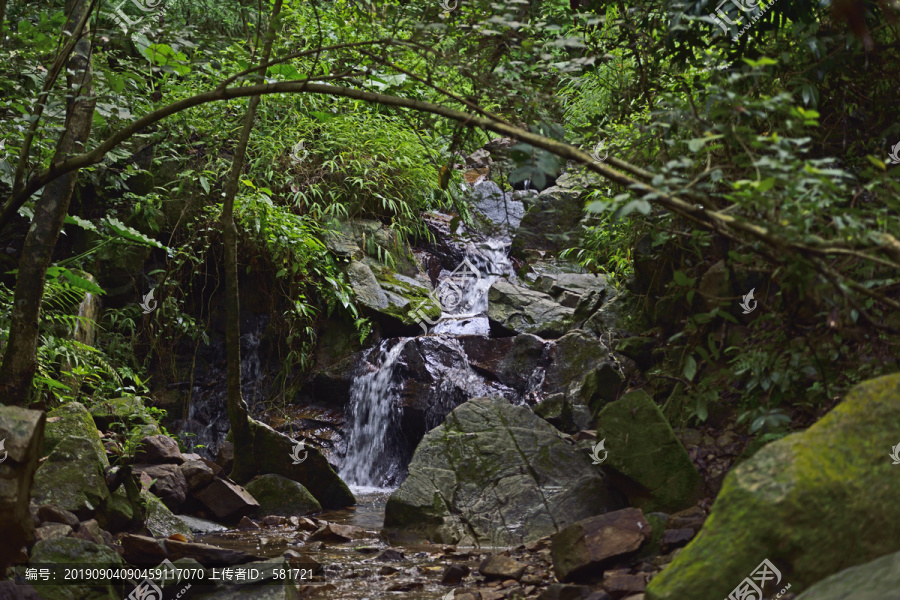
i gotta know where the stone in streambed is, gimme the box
[140,489,193,540]
[131,463,187,511]
[244,474,322,517]
[550,508,652,582]
[441,563,471,585]
[246,419,354,509]
[384,396,624,546]
[307,522,368,543]
[479,554,527,580]
[645,373,900,600]
[193,477,259,521]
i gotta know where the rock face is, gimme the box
[550,508,652,582]
[488,280,574,338]
[594,390,702,512]
[244,474,322,517]
[645,374,900,600]
[541,330,623,410]
[346,259,439,335]
[0,406,45,573]
[794,549,900,600]
[32,435,109,519]
[42,401,100,455]
[384,396,624,546]
[247,419,355,509]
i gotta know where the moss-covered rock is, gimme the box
[543,329,623,409]
[32,436,109,519]
[88,396,161,438]
[245,474,322,517]
[595,390,702,513]
[384,396,624,546]
[247,419,355,509]
[487,280,574,338]
[345,260,439,331]
[141,489,193,540]
[42,402,102,456]
[645,373,900,600]
[28,537,122,600]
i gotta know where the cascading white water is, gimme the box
[340,338,410,491]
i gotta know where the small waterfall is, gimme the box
[340,338,410,491]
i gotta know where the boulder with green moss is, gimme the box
[141,489,193,540]
[245,474,322,517]
[42,402,102,456]
[88,396,161,438]
[384,396,624,546]
[345,260,439,331]
[247,419,355,509]
[32,435,109,519]
[794,549,900,600]
[595,390,702,513]
[28,537,122,600]
[645,373,900,600]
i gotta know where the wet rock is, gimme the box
[120,534,169,564]
[164,538,264,567]
[595,390,702,513]
[88,396,161,438]
[510,178,587,259]
[346,260,439,334]
[284,549,323,575]
[461,333,548,395]
[387,581,424,592]
[37,504,80,529]
[658,529,694,554]
[246,419,355,509]
[550,508,652,582]
[375,549,405,561]
[193,477,259,521]
[378,565,399,576]
[479,555,527,580]
[244,474,322,517]
[538,583,598,600]
[295,517,318,531]
[133,434,184,465]
[307,523,368,543]
[535,394,591,434]
[180,459,216,491]
[488,280,574,338]
[72,519,108,546]
[141,489,193,540]
[34,522,73,541]
[32,435,109,519]
[645,373,900,600]
[132,464,187,511]
[385,396,624,546]
[441,563,471,585]
[238,516,261,530]
[542,330,623,411]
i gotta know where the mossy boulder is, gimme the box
[87,396,161,438]
[487,280,574,338]
[247,419,355,509]
[534,394,591,434]
[542,329,624,409]
[28,537,122,600]
[32,436,109,519]
[245,474,322,517]
[595,390,702,513]
[141,489,193,540]
[42,402,102,456]
[345,260,439,333]
[645,373,900,600]
[794,549,900,600]
[384,396,624,546]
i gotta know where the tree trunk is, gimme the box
[221,0,283,482]
[0,0,94,405]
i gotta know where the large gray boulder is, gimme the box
[32,435,109,519]
[346,260,439,333]
[384,396,624,546]
[488,280,574,338]
[0,406,45,573]
[244,474,322,517]
[794,549,900,600]
[41,401,101,456]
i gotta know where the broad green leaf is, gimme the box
[684,355,697,381]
